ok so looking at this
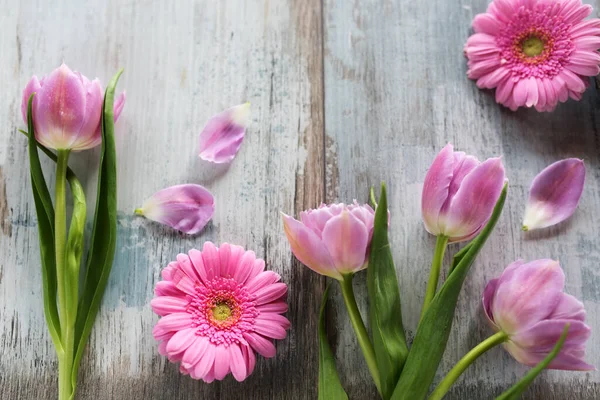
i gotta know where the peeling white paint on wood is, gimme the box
[0,0,598,399]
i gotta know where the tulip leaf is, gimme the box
[319,284,348,400]
[64,172,86,329]
[448,241,473,276]
[72,69,123,388]
[26,94,62,351]
[495,325,569,400]
[391,184,508,400]
[368,183,408,399]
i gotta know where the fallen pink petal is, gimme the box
[21,63,126,151]
[151,243,290,382]
[198,103,250,163]
[135,184,215,235]
[464,0,600,112]
[523,158,585,231]
[483,259,594,371]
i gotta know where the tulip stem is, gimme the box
[421,235,448,321]
[55,149,73,400]
[339,274,382,397]
[428,330,509,400]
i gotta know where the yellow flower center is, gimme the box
[212,303,232,321]
[521,36,545,57]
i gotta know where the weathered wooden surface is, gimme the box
[0,0,598,399]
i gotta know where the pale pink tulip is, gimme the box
[523,159,585,231]
[135,184,214,235]
[483,259,593,371]
[282,202,375,280]
[198,103,250,163]
[151,243,290,382]
[422,144,505,242]
[21,63,125,151]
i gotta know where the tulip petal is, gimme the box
[21,75,41,124]
[441,152,480,212]
[549,293,586,321]
[113,91,126,121]
[422,144,455,236]
[70,77,105,150]
[492,259,564,334]
[507,319,594,371]
[136,184,215,235]
[35,64,88,150]
[482,278,499,325]
[522,158,585,231]
[281,213,340,279]
[443,157,505,241]
[198,103,250,163]
[321,210,369,274]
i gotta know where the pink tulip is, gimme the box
[421,144,505,242]
[21,63,126,151]
[282,202,375,280]
[522,159,586,231]
[483,259,593,371]
[135,184,215,235]
[198,103,250,163]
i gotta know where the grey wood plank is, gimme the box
[323,0,600,399]
[0,0,325,399]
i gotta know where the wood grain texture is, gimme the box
[0,0,599,399]
[0,0,325,399]
[323,0,600,399]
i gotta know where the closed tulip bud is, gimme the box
[21,63,125,151]
[282,202,375,280]
[421,144,505,242]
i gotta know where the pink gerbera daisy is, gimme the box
[465,0,600,111]
[151,242,290,382]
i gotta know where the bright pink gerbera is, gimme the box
[151,242,290,382]
[465,0,600,111]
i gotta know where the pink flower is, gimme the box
[198,103,250,163]
[421,144,505,243]
[483,259,593,371]
[523,158,585,231]
[465,0,600,112]
[151,243,290,382]
[21,63,126,151]
[282,202,375,280]
[135,184,215,235]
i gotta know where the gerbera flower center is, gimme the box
[211,303,233,321]
[188,276,258,346]
[520,35,545,58]
[496,5,574,79]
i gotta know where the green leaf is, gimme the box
[391,184,508,400]
[448,241,472,276]
[370,186,378,209]
[496,325,570,400]
[319,284,348,400]
[71,69,123,389]
[64,173,86,328]
[26,94,62,352]
[367,183,408,399]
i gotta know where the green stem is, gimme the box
[428,331,508,400]
[55,149,73,400]
[339,274,382,396]
[421,235,448,320]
